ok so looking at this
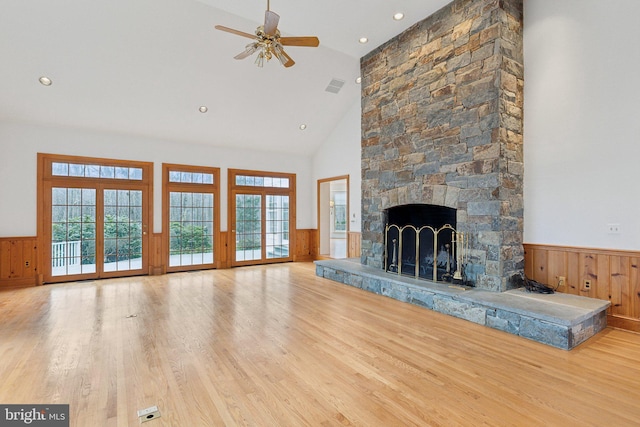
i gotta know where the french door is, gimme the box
[229,170,295,266]
[163,164,220,272]
[39,154,151,283]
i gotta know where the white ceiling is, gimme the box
[0,0,451,156]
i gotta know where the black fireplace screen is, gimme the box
[384,204,466,283]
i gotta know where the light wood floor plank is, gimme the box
[1,262,640,426]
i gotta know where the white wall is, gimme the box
[524,0,640,250]
[311,100,362,232]
[0,121,314,236]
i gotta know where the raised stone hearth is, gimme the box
[316,259,610,350]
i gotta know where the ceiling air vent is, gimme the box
[325,78,345,94]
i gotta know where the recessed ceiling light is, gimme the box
[355,76,362,84]
[359,37,368,44]
[393,12,405,21]
[299,124,307,130]
[198,106,208,113]
[39,76,52,86]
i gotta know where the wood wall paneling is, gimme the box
[149,233,165,275]
[566,252,580,295]
[631,258,640,319]
[294,229,316,262]
[218,231,229,269]
[0,237,38,288]
[348,232,361,259]
[524,244,640,332]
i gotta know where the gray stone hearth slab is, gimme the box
[315,259,610,350]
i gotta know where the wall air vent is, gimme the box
[325,78,345,94]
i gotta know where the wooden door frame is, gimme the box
[317,175,349,258]
[228,169,296,267]
[162,163,221,272]
[37,153,153,284]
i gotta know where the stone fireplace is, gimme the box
[360,0,524,292]
[316,0,611,349]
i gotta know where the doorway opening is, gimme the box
[317,176,349,259]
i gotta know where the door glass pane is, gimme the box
[104,189,143,272]
[333,191,347,232]
[235,194,262,261]
[169,192,214,267]
[51,187,97,276]
[266,195,289,259]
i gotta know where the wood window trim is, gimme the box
[228,168,297,267]
[162,163,221,272]
[37,153,154,283]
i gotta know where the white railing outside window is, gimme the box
[52,241,81,267]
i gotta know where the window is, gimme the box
[38,153,152,283]
[229,169,295,266]
[164,164,219,271]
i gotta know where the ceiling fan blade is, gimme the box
[273,44,295,68]
[234,43,259,60]
[281,51,295,68]
[214,25,256,40]
[280,36,320,47]
[264,10,280,36]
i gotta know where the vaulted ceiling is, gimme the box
[0,0,451,155]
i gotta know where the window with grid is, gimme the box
[164,164,219,270]
[229,169,295,265]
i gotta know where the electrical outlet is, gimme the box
[607,223,621,234]
[558,276,566,287]
[24,260,30,267]
[584,280,591,290]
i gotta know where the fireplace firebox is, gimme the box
[384,204,469,285]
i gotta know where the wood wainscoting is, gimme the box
[149,233,165,276]
[295,229,317,262]
[0,229,330,287]
[216,231,229,269]
[0,237,39,288]
[524,243,640,332]
[348,232,361,259]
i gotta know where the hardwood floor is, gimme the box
[1,262,639,426]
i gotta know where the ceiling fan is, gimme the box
[214,0,319,68]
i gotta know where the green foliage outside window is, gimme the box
[169,222,213,255]
[52,214,142,264]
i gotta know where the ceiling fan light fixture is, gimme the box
[273,44,287,66]
[215,1,318,68]
[255,50,265,67]
[245,43,258,55]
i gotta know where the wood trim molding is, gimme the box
[317,175,349,258]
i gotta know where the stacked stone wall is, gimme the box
[360,0,524,291]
